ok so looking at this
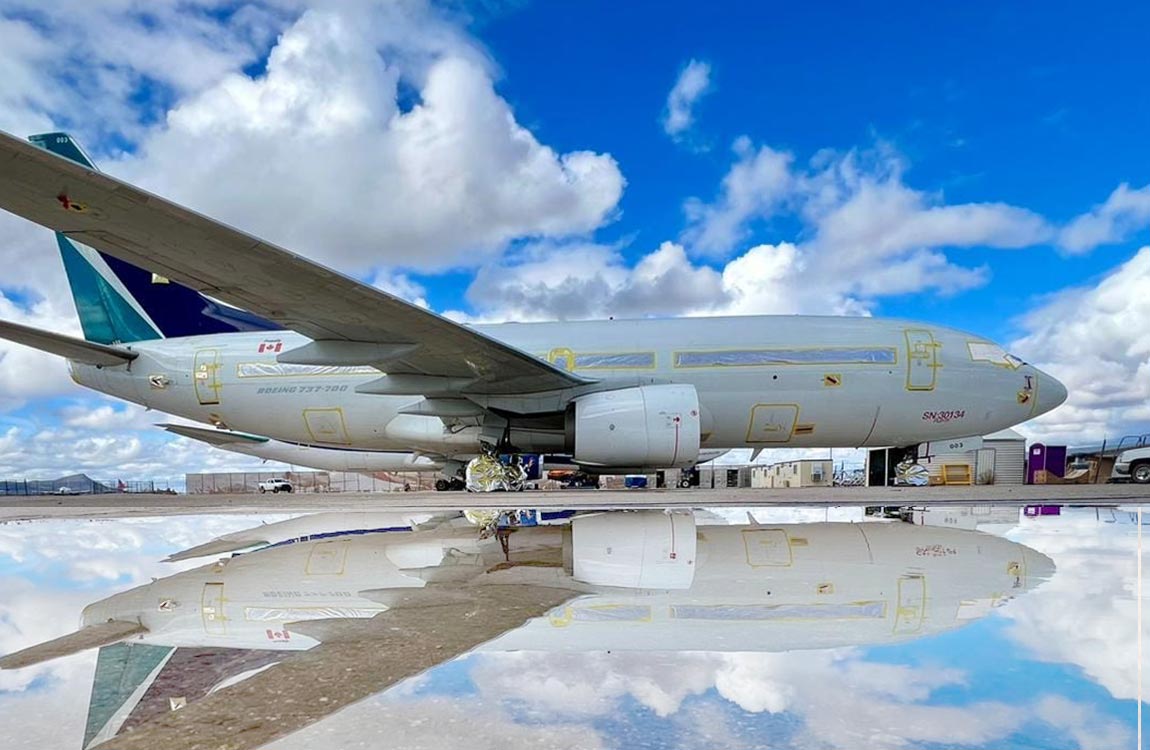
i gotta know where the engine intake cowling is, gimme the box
[571,511,697,589]
[569,384,700,468]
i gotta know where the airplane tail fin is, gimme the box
[26,133,280,345]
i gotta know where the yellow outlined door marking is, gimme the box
[305,540,350,575]
[905,329,940,391]
[193,349,222,405]
[303,408,352,445]
[746,404,800,443]
[742,528,793,567]
[201,583,227,635]
[893,574,925,634]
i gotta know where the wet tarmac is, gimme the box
[2,483,1149,521]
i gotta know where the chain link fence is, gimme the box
[0,477,170,495]
[186,470,436,494]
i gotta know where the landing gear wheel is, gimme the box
[1132,463,1150,484]
[435,479,449,492]
[678,478,691,489]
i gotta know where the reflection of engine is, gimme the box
[567,384,701,468]
[571,511,697,589]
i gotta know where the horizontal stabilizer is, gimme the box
[0,620,147,669]
[159,423,269,447]
[163,538,268,563]
[0,318,137,366]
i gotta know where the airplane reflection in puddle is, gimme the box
[0,510,1056,749]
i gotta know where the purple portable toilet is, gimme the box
[1027,443,1068,484]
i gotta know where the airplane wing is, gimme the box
[0,318,137,366]
[0,131,589,397]
[87,584,577,750]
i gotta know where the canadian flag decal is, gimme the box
[258,340,283,354]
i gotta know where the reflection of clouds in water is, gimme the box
[468,648,1134,749]
[0,649,95,750]
[266,696,606,750]
[1003,509,1145,702]
[1034,695,1135,750]
[468,650,1027,749]
[0,515,296,750]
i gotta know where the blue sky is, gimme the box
[459,1,1150,337]
[0,0,1149,477]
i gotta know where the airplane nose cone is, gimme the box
[1037,369,1068,414]
[1024,548,1057,589]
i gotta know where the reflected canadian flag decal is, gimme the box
[258,340,283,354]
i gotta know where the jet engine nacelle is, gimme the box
[569,384,701,468]
[571,510,697,589]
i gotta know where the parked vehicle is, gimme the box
[1110,448,1150,483]
[257,478,293,494]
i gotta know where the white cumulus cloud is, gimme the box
[1009,247,1150,444]
[1058,182,1150,254]
[662,59,712,139]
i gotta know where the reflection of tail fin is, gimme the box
[27,132,280,345]
[84,644,280,750]
[84,642,174,750]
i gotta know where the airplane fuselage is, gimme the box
[69,315,1062,459]
[78,519,1054,653]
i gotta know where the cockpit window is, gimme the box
[968,342,1025,369]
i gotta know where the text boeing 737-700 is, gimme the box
[0,132,1067,484]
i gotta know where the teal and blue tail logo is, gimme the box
[28,133,280,345]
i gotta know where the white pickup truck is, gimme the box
[1110,448,1150,483]
[257,478,294,494]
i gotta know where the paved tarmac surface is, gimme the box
[1,483,1147,520]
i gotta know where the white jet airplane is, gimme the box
[0,511,1054,749]
[0,132,1067,485]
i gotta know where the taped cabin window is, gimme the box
[568,605,652,621]
[673,348,896,368]
[244,607,385,621]
[670,602,886,621]
[237,363,378,378]
[573,352,656,370]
